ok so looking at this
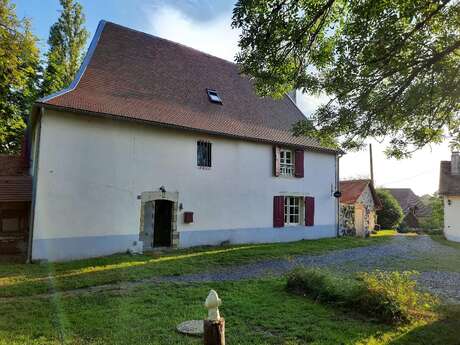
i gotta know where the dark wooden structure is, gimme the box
[0,155,32,262]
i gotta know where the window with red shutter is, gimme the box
[273,196,284,227]
[305,196,315,226]
[294,150,304,178]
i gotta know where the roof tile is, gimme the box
[37,21,337,153]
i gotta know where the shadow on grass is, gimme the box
[389,305,460,345]
[0,236,393,298]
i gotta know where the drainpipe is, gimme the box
[336,152,343,237]
[26,106,43,263]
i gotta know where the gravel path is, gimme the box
[153,235,460,302]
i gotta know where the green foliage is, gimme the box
[0,0,40,153]
[286,268,437,324]
[376,189,404,228]
[41,0,89,96]
[358,271,438,324]
[286,267,363,303]
[419,194,444,230]
[232,0,460,157]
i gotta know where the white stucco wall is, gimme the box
[444,196,460,242]
[32,110,338,260]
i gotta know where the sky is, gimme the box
[12,0,453,196]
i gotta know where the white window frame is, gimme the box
[280,149,294,176]
[284,196,303,226]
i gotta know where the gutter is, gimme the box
[336,152,344,237]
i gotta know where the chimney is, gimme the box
[452,152,460,175]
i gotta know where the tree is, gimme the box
[232,0,460,157]
[0,0,40,154]
[42,0,89,96]
[376,189,404,229]
[420,193,444,230]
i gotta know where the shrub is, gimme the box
[286,268,437,324]
[357,271,437,323]
[286,267,362,303]
[376,189,404,229]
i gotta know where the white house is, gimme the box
[439,152,460,242]
[28,21,341,261]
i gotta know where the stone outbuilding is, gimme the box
[339,179,381,237]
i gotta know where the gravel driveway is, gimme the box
[156,235,460,302]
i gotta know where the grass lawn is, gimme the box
[1,232,459,344]
[1,278,459,345]
[0,235,393,298]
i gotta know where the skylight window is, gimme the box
[206,89,222,104]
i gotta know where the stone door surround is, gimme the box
[139,191,179,249]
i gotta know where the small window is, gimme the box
[197,141,212,167]
[284,196,302,225]
[206,89,222,104]
[280,149,294,176]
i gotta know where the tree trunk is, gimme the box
[203,319,225,345]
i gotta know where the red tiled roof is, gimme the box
[340,179,382,209]
[0,176,32,202]
[439,161,460,196]
[36,21,338,154]
[340,180,370,204]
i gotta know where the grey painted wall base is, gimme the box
[32,226,336,261]
[445,232,460,243]
[32,234,141,262]
[178,225,336,248]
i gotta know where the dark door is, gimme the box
[153,200,173,247]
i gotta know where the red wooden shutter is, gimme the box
[273,196,284,227]
[273,146,280,177]
[305,196,315,226]
[294,149,304,178]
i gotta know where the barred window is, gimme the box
[197,141,212,167]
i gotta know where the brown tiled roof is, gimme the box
[439,161,460,196]
[36,21,337,154]
[0,176,32,202]
[340,179,382,209]
[384,188,431,217]
[0,155,28,176]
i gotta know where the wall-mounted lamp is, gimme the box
[333,191,342,198]
[179,203,183,211]
[159,185,166,198]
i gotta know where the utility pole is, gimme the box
[369,143,374,186]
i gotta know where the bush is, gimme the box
[357,271,437,323]
[376,189,404,229]
[286,268,437,324]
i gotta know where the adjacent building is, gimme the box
[28,21,341,261]
[384,188,431,229]
[339,179,381,237]
[439,152,460,242]
[0,153,32,261]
